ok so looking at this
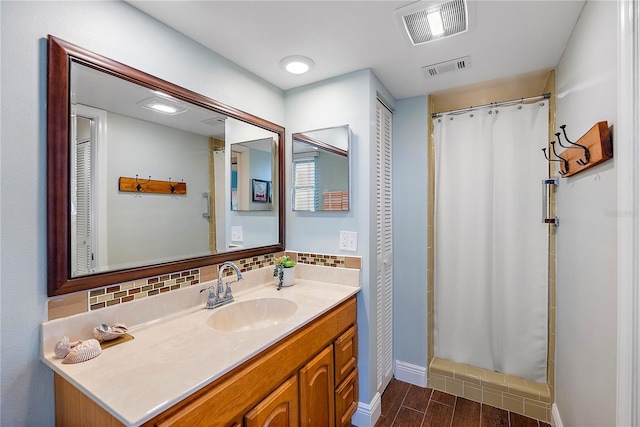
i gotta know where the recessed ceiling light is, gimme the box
[279,55,315,75]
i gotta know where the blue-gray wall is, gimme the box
[285,69,396,407]
[392,97,429,371]
[1,2,282,424]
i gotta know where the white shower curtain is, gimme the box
[434,101,549,382]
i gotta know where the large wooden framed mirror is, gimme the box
[47,36,285,296]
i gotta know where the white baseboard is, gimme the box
[351,392,381,427]
[394,360,427,387]
[552,403,563,427]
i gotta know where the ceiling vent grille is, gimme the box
[422,56,471,78]
[396,0,468,46]
[201,116,227,127]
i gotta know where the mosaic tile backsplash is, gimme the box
[86,251,356,312]
[297,252,346,267]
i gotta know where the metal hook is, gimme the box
[551,140,569,175]
[542,141,569,176]
[558,125,590,166]
[135,174,151,192]
[168,177,175,193]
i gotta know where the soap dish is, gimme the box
[93,323,128,342]
[100,333,134,350]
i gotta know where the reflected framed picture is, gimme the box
[252,179,270,203]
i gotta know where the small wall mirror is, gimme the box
[231,138,275,211]
[292,125,350,212]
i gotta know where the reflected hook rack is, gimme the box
[119,175,187,195]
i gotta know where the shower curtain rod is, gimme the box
[431,93,551,119]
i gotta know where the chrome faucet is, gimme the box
[201,261,243,309]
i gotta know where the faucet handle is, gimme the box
[200,286,217,309]
[222,279,239,300]
[216,280,224,296]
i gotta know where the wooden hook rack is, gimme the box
[560,121,613,177]
[119,176,187,195]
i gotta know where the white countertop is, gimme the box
[41,264,360,426]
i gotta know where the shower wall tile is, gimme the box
[524,400,549,420]
[482,388,503,408]
[502,394,524,413]
[428,357,551,422]
[482,370,508,392]
[464,365,485,385]
[463,383,483,402]
[429,372,447,391]
[445,376,464,396]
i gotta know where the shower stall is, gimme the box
[427,91,555,422]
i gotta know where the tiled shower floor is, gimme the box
[374,378,552,427]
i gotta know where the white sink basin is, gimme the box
[207,298,298,332]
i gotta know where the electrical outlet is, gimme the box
[231,226,243,242]
[339,231,357,251]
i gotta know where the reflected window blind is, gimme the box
[292,158,318,210]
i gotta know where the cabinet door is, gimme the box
[299,345,335,427]
[335,368,358,427]
[244,375,299,427]
[334,325,357,386]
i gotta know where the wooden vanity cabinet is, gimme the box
[335,368,358,427]
[54,296,357,427]
[299,345,335,427]
[333,325,358,427]
[244,375,299,427]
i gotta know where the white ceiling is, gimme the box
[127,0,585,100]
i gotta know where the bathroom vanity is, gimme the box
[42,266,360,427]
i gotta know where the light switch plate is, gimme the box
[339,231,358,251]
[231,226,243,242]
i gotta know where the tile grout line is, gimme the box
[389,385,411,426]
[449,396,458,427]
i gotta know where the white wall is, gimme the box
[0,1,283,424]
[554,1,618,425]
[391,96,429,371]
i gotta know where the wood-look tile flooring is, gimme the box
[374,378,551,427]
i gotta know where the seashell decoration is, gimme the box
[92,323,128,342]
[61,339,102,364]
[54,336,80,359]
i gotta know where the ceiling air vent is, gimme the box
[201,116,227,127]
[395,0,469,46]
[422,56,471,78]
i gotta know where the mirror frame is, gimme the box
[47,35,285,296]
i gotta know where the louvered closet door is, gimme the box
[75,138,93,275]
[375,100,393,394]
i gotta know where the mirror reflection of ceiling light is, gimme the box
[279,55,315,75]
[152,90,172,99]
[137,96,188,115]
